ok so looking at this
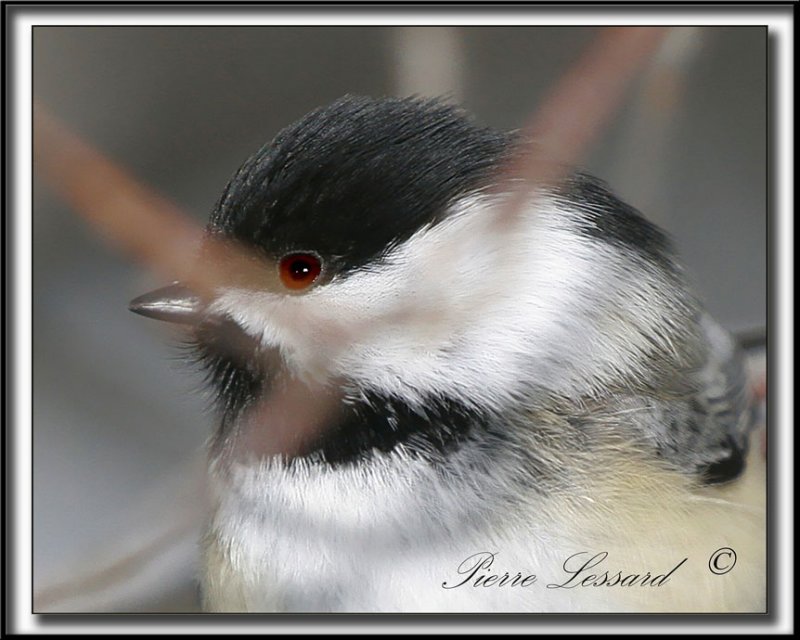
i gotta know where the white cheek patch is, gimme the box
[318,197,592,408]
[210,193,682,407]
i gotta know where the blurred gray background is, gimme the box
[32,26,766,611]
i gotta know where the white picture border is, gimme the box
[7,3,793,635]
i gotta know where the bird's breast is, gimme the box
[200,434,765,613]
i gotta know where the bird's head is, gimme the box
[131,95,697,462]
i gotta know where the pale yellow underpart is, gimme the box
[541,431,766,613]
[202,430,765,613]
[202,534,256,612]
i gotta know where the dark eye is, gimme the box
[278,252,322,290]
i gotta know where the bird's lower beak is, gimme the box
[129,282,203,324]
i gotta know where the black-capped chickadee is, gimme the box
[130,96,765,613]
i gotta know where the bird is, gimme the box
[129,95,765,613]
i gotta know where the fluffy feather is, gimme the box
[202,420,764,612]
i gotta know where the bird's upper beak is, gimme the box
[129,282,203,325]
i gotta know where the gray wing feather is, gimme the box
[684,314,758,482]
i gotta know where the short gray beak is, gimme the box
[129,282,203,324]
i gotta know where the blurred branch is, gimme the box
[34,455,206,612]
[500,26,670,216]
[610,27,706,219]
[34,106,201,284]
[33,108,278,301]
[392,27,466,101]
